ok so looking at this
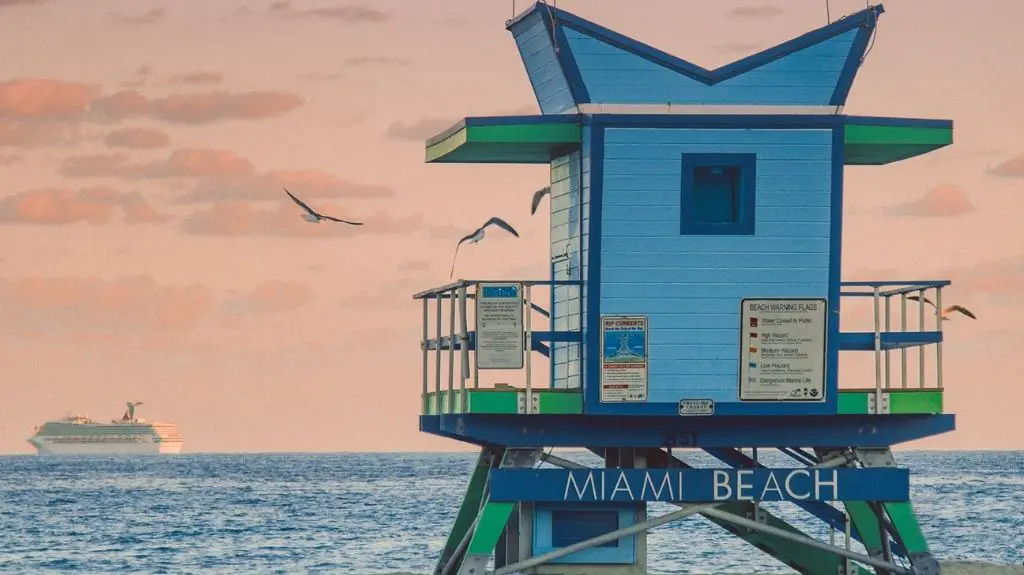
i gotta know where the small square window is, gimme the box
[550,510,619,548]
[680,153,756,235]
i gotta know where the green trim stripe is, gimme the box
[425,123,582,164]
[422,389,583,415]
[844,124,952,165]
[837,389,943,415]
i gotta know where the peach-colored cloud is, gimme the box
[182,169,395,203]
[0,274,213,334]
[713,41,766,54]
[398,260,431,272]
[268,1,390,22]
[0,120,76,148]
[117,7,166,25]
[344,56,411,67]
[0,78,100,119]
[386,117,459,141]
[988,153,1024,177]
[171,72,225,85]
[339,276,422,309]
[938,257,1024,302]
[889,184,975,217]
[0,186,168,226]
[105,126,171,149]
[0,0,51,6]
[181,201,421,238]
[0,153,20,165]
[91,89,304,124]
[61,149,256,179]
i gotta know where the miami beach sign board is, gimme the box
[475,282,524,370]
[487,468,911,503]
[599,316,648,402]
[739,298,827,402]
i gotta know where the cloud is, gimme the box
[0,78,101,120]
[988,154,1024,177]
[268,1,390,23]
[386,117,458,141]
[59,148,394,202]
[888,184,975,218]
[938,257,1024,303]
[224,280,317,315]
[0,0,50,7]
[60,149,255,179]
[117,7,166,25]
[0,186,169,226]
[0,153,20,165]
[0,274,213,336]
[339,276,422,309]
[105,126,171,149]
[91,89,304,124]
[727,5,784,18]
[0,120,78,148]
[171,72,225,85]
[181,201,421,238]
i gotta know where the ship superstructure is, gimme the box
[28,401,183,455]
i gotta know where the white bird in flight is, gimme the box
[449,217,521,278]
[530,186,551,215]
[907,295,977,320]
[284,187,363,225]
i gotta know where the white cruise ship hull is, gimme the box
[29,437,182,455]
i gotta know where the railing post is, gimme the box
[524,284,533,415]
[900,292,908,389]
[917,288,926,388]
[935,286,944,390]
[422,298,429,413]
[448,288,456,415]
[872,286,882,414]
[884,295,891,390]
[458,285,469,413]
[435,295,443,413]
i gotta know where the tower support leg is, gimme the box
[443,448,544,575]
[817,448,941,575]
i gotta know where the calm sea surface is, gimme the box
[0,451,1020,574]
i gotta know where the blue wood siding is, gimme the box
[599,128,833,405]
[550,151,583,389]
[563,28,857,105]
[510,12,576,114]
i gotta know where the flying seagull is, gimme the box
[449,217,520,278]
[907,295,977,320]
[284,187,362,225]
[530,186,551,215]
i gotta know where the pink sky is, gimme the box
[0,0,1022,453]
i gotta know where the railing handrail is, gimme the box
[412,279,582,300]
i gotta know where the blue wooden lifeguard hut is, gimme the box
[414,3,955,574]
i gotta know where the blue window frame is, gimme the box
[680,153,757,235]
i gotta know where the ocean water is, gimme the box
[0,451,1020,574]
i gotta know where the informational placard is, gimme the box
[739,298,828,402]
[599,316,648,402]
[475,282,524,370]
[678,399,715,416]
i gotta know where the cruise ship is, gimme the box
[28,401,183,455]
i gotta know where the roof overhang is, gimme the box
[425,115,581,164]
[423,112,952,166]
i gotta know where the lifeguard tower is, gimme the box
[413,3,955,575]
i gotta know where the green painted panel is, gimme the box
[435,450,493,572]
[467,501,515,555]
[837,390,943,414]
[467,391,518,414]
[884,501,930,553]
[891,390,943,413]
[844,125,952,165]
[425,122,582,164]
[845,125,952,146]
[538,390,583,414]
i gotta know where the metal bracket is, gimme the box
[868,392,891,414]
[516,392,541,414]
[855,448,897,468]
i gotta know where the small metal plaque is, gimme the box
[678,399,715,416]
